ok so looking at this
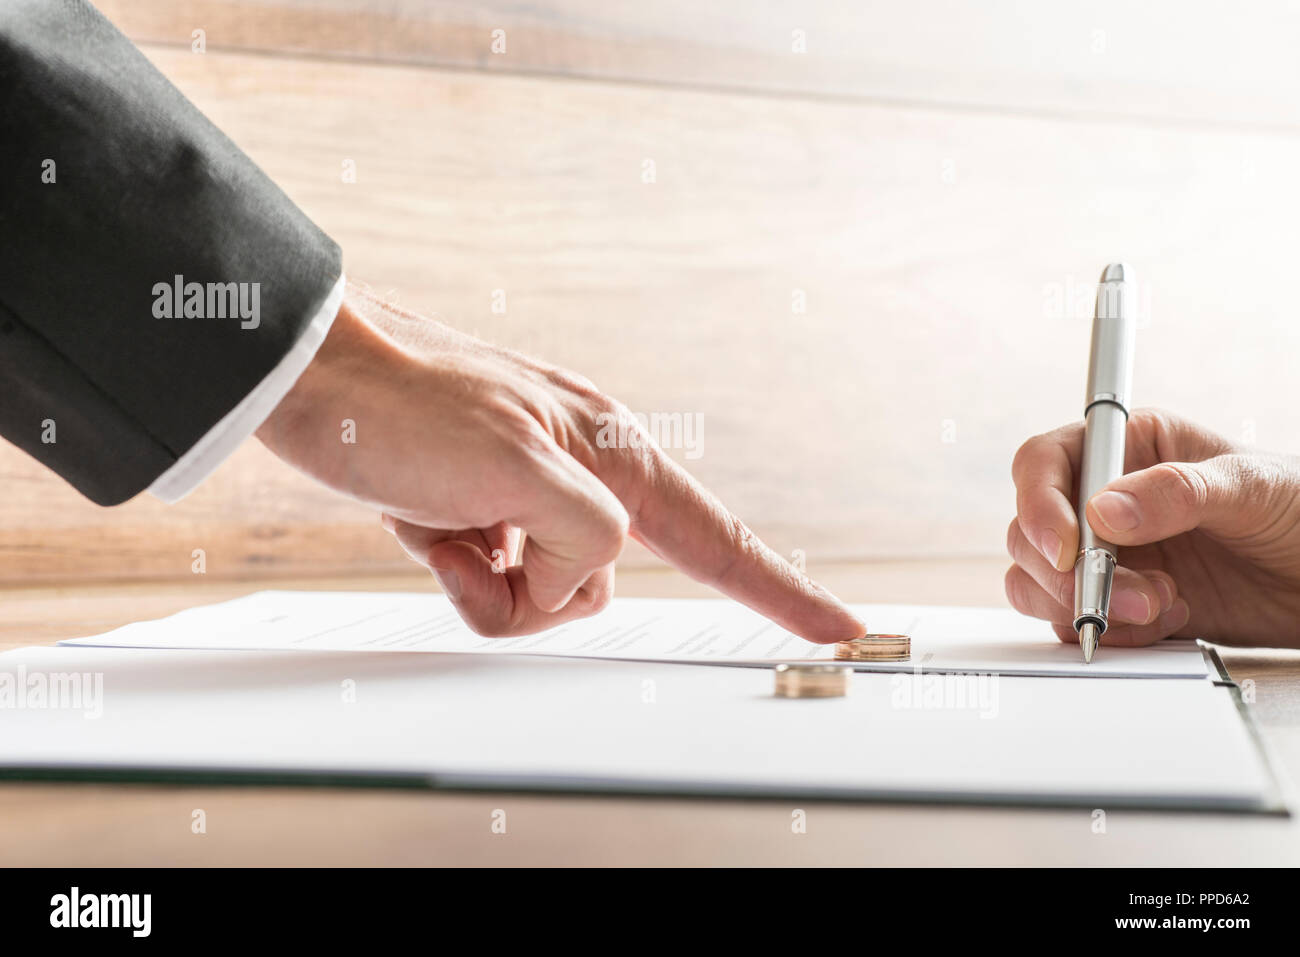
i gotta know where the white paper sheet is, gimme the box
[0,646,1272,810]
[60,591,1209,679]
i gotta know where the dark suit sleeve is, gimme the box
[0,0,342,504]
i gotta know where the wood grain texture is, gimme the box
[1,563,1297,866]
[0,438,413,582]
[93,0,1300,130]
[3,781,1296,866]
[7,16,1300,583]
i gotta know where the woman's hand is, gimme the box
[1007,408,1300,648]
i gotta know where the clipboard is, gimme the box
[0,643,1288,814]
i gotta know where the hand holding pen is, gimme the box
[1005,268,1300,650]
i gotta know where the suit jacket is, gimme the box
[0,0,342,504]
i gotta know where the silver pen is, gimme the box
[1074,263,1137,663]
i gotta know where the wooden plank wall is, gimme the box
[4,1,1299,583]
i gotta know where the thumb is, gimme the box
[1085,454,1270,545]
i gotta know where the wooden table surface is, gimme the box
[3,559,1298,866]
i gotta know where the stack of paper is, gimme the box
[0,592,1281,812]
[59,591,1210,679]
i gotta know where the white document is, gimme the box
[0,646,1275,810]
[60,591,1209,679]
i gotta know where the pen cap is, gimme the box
[1086,263,1137,412]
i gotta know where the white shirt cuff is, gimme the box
[148,272,347,504]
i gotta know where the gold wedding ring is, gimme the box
[835,634,911,662]
[773,663,851,698]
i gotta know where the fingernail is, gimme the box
[1152,577,1175,612]
[1035,529,1063,569]
[431,566,461,601]
[1161,598,1190,633]
[1091,490,1142,533]
[1109,588,1153,624]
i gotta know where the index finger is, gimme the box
[1011,424,1084,573]
[616,448,865,645]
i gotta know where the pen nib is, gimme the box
[1079,622,1100,664]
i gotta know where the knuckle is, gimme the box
[494,412,558,475]
[1005,519,1022,558]
[547,366,603,400]
[1137,406,1232,459]
[1003,565,1029,611]
[459,610,508,639]
[610,508,631,547]
[484,397,546,445]
[589,396,646,445]
[583,389,624,424]
[1129,406,1169,435]
[587,398,660,488]
[1010,437,1041,479]
[586,590,613,617]
[1126,407,1164,452]
[726,512,759,556]
[1151,462,1209,514]
[1047,570,1073,609]
[581,574,615,616]
[589,524,628,567]
[711,512,762,587]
